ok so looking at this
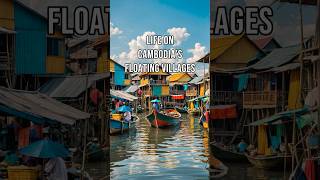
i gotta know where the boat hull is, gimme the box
[245,154,288,169]
[146,110,180,128]
[210,143,248,163]
[110,119,134,134]
[175,107,188,113]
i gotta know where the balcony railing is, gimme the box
[186,90,197,97]
[212,91,241,104]
[171,90,186,95]
[150,79,167,85]
[243,91,277,108]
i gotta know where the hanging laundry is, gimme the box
[236,74,249,92]
[18,127,30,148]
[304,159,315,180]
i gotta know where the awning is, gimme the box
[39,73,109,98]
[110,90,138,102]
[125,85,139,93]
[0,87,90,125]
[171,95,184,100]
[296,112,318,129]
[248,107,309,126]
[188,96,208,102]
[209,104,237,119]
[270,63,300,73]
[0,27,16,34]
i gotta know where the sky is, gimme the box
[110,0,210,75]
[212,0,317,46]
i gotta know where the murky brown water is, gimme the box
[87,114,286,179]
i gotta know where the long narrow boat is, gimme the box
[175,106,188,113]
[110,119,135,135]
[146,109,181,128]
[245,153,290,169]
[210,143,248,163]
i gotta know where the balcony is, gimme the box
[212,91,241,104]
[171,90,186,95]
[243,91,277,109]
[186,90,197,97]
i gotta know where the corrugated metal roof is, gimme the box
[125,85,139,93]
[210,35,243,60]
[0,87,90,125]
[110,90,138,101]
[0,27,16,34]
[271,63,300,73]
[249,45,300,70]
[39,73,109,98]
[188,76,203,84]
[168,73,191,82]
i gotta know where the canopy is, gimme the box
[117,105,131,112]
[19,140,70,158]
[188,96,207,102]
[39,73,109,98]
[0,87,90,125]
[125,85,139,93]
[151,99,161,103]
[248,107,309,126]
[111,90,138,102]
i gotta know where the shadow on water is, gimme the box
[87,113,285,179]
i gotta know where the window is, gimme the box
[47,37,65,56]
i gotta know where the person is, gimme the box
[237,139,248,153]
[44,157,68,180]
[152,102,159,112]
[123,111,132,122]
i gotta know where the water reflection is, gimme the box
[104,114,285,179]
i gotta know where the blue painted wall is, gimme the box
[14,2,47,74]
[114,63,125,85]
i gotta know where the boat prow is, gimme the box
[210,143,248,163]
[146,109,181,128]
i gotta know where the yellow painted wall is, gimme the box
[288,69,302,110]
[140,79,149,86]
[0,0,14,30]
[200,84,205,96]
[97,47,108,73]
[110,60,115,72]
[162,85,170,96]
[46,56,65,73]
[213,37,259,69]
[124,79,131,86]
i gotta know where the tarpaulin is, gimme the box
[172,95,184,100]
[288,70,302,110]
[257,125,270,155]
[237,74,249,92]
[209,104,237,120]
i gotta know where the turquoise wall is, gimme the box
[14,2,47,74]
[114,63,125,85]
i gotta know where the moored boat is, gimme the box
[245,153,290,169]
[110,119,135,134]
[146,109,181,128]
[210,143,248,163]
[175,106,188,113]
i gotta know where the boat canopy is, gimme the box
[111,90,138,102]
[188,96,208,102]
[0,87,90,125]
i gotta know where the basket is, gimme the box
[7,166,40,180]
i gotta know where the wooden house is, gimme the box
[139,70,170,111]
[109,59,131,90]
[167,73,192,107]
[13,1,66,90]
[0,0,15,87]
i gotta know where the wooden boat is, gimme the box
[146,109,181,128]
[175,106,188,113]
[245,153,289,169]
[110,119,135,135]
[210,143,248,163]
[188,109,201,116]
